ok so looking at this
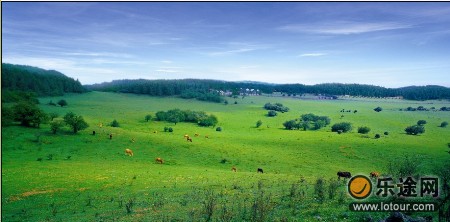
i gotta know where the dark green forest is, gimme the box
[1,63,86,101]
[87,79,450,101]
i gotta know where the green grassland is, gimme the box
[2,91,449,221]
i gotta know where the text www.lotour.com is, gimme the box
[350,202,437,212]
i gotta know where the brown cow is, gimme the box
[188,138,192,142]
[125,148,133,156]
[370,171,380,178]
[184,134,189,138]
[195,133,199,137]
[231,166,237,172]
[155,157,164,164]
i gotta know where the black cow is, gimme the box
[257,168,264,173]
[337,171,351,180]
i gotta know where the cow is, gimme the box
[110,133,113,140]
[337,171,351,180]
[125,149,133,156]
[370,171,380,178]
[231,166,237,172]
[257,168,264,173]
[184,134,189,138]
[188,138,192,142]
[155,157,164,164]
[195,133,199,137]
[205,135,209,139]
[92,131,96,135]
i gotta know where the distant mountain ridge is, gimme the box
[1,63,86,96]
[86,79,450,101]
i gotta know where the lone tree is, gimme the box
[283,120,298,130]
[64,112,89,133]
[417,120,427,126]
[57,99,68,107]
[145,114,152,122]
[405,125,425,135]
[13,102,48,127]
[111,119,120,127]
[256,120,263,128]
[357,126,371,134]
[331,122,352,133]
[441,121,448,127]
[374,107,383,112]
[50,120,65,134]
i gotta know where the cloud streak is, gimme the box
[280,21,413,35]
[299,53,327,57]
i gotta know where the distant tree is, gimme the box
[168,127,173,132]
[198,115,218,127]
[57,99,68,107]
[1,106,15,126]
[331,122,352,133]
[13,102,48,127]
[216,127,222,132]
[441,121,448,127]
[256,120,263,128]
[155,111,167,121]
[357,126,371,134]
[167,109,185,125]
[50,120,64,134]
[268,110,277,117]
[145,114,152,122]
[299,121,310,131]
[49,112,59,121]
[64,112,89,133]
[353,110,357,114]
[417,120,427,126]
[405,125,425,135]
[374,107,383,112]
[283,120,297,130]
[234,101,238,104]
[111,119,120,127]
[384,131,389,135]
[164,126,169,132]
[374,134,381,139]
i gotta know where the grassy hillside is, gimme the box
[2,92,449,221]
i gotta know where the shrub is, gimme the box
[374,134,381,139]
[50,120,64,134]
[164,127,169,132]
[384,131,389,135]
[314,178,326,203]
[256,120,263,128]
[357,126,371,134]
[168,127,173,132]
[57,99,68,107]
[216,127,222,132]
[264,102,289,112]
[145,114,152,122]
[417,120,427,126]
[440,121,448,127]
[111,119,120,127]
[374,107,383,112]
[331,122,352,133]
[267,110,277,117]
[405,125,425,135]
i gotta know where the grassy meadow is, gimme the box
[2,91,449,221]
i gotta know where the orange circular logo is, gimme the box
[348,175,372,199]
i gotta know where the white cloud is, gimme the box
[299,53,327,57]
[155,69,180,73]
[279,21,413,35]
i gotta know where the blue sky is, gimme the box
[2,2,450,87]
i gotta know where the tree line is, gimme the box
[87,79,450,101]
[1,63,86,97]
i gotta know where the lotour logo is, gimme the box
[348,175,439,199]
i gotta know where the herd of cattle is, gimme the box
[97,129,381,179]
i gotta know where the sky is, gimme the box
[2,2,450,87]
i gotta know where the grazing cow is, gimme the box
[205,135,209,139]
[125,148,133,156]
[188,138,193,142]
[195,133,199,137]
[184,134,189,138]
[231,166,237,172]
[370,171,380,178]
[257,168,264,173]
[337,171,351,180]
[155,157,164,164]
[110,133,113,140]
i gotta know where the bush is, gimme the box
[256,120,263,128]
[267,110,277,117]
[216,127,222,132]
[417,120,427,126]
[405,125,425,135]
[357,126,371,134]
[374,134,381,139]
[331,122,352,133]
[111,119,120,127]
[264,102,289,112]
[50,120,65,134]
[314,178,326,203]
[283,120,298,130]
[64,112,89,133]
[440,121,448,127]
[164,126,169,132]
[384,131,389,135]
[374,107,383,112]
[57,99,68,107]
[145,114,152,122]
[168,127,173,132]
